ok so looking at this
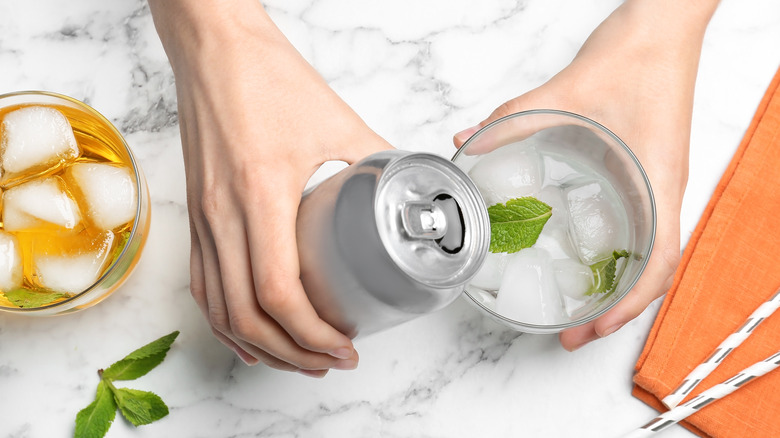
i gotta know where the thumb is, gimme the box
[453,90,547,148]
[339,130,395,165]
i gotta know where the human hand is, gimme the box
[454,0,718,350]
[150,0,392,375]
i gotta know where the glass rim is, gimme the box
[452,109,657,331]
[0,90,144,312]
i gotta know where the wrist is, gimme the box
[149,0,283,69]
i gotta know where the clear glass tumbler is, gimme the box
[452,110,655,333]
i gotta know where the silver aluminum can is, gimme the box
[297,150,490,338]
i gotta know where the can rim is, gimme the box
[374,152,490,289]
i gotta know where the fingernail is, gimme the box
[454,125,480,144]
[333,358,358,370]
[228,345,259,365]
[298,369,328,378]
[601,323,624,338]
[330,347,353,360]
[237,353,259,366]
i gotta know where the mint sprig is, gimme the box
[586,250,630,296]
[75,331,179,438]
[488,197,552,253]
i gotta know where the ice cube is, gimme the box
[35,254,104,293]
[533,230,575,260]
[564,180,629,264]
[469,252,509,291]
[0,106,79,185]
[536,186,568,229]
[541,153,582,187]
[468,143,542,205]
[66,162,137,230]
[495,248,566,325]
[553,258,593,299]
[0,231,22,291]
[32,229,115,293]
[2,176,81,232]
[533,186,578,259]
[559,261,603,319]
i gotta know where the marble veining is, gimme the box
[1,0,779,437]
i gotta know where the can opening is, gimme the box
[433,194,464,254]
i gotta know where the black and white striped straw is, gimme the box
[625,350,780,437]
[662,287,780,408]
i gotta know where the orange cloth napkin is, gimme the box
[633,65,780,438]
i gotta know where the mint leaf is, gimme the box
[113,388,169,426]
[586,250,630,296]
[4,288,69,308]
[101,353,167,381]
[587,259,617,296]
[102,331,179,381]
[75,380,116,438]
[488,197,552,253]
[613,249,630,259]
[122,331,179,361]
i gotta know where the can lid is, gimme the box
[374,153,489,288]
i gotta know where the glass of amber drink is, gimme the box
[0,91,150,315]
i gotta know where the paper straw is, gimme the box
[624,350,780,437]
[661,287,780,408]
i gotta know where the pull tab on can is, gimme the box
[401,201,448,240]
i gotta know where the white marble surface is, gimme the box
[1,0,778,437]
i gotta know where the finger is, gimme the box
[199,218,303,369]
[593,245,679,334]
[453,91,575,156]
[453,96,584,159]
[244,179,358,363]
[337,131,394,165]
[297,369,330,378]
[188,220,209,320]
[558,322,599,352]
[195,197,290,368]
[192,222,268,365]
[210,328,306,372]
[210,201,356,370]
[210,328,262,367]
[559,243,680,351]
[194,215,253,357]
[193,205,287,366]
